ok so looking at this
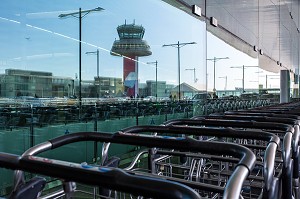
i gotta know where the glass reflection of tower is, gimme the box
[111,21,152,97]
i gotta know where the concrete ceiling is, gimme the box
[165,0,300,73]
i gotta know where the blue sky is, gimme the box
[0,0,280,91]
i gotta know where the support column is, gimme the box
[123,56,138,97]
[280,70,290,103]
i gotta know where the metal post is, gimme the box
[218,76,227,90]
[242,65,245,93]
[177,41,181,100]
[59,6,104,118]
[155,61,158,100]
[30,105,34,147]
[93,103,98,163]
[207,57,229,92]
[79,8,82,112]
[147,61,158,100]
[213,57,216,92]
[97,49,100,97]
[96,49,99,78]
[162,41,196,100]
[185,68,197,83]
[193,68,196,83]
[230,65,258,93]
[86,50,100,97]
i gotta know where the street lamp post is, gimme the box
[86,49,100,97]
[265,75,280,89]
[185,68,197,83]
[147,61,158,100]
[230,65,258,93]
[218,76,227,90]
[207,57,229,92]
[59,7,104,110]
[163,41,196,100]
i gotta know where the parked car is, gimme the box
[240,93,259,100]
[143,96,156,102]
[191,93,212,104]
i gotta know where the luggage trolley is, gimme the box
[221,109,300,198]
[252,102,300,112]
[206,113,300,199]
[164,118,294,199]
[120,125,280,199]
[11,130,256,199]
[0,152,200,199]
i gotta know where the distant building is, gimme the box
[95,76,123,97]
[146,80,167,97]
[52,76,74,98]
[0,69,123,98]
[0,69,54,98]
[171,82,200,100]
[138,83,147,98]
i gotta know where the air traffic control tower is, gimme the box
[111,22,152,97]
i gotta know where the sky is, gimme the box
[0,0,280,92]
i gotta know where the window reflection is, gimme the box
[0,0,206,101]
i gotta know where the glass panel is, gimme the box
[205,0,269,113]
[207,33,260,99]
[0,0,207,194]
[1,0,207,102]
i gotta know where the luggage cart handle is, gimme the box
[19,131,255,173]
[225,111,300,120]
[26,132,255,172]
[208,114,300,126]
[0,152,200,199]
[164,118,294,150]
[128,125,280,144]
[172,118,295,163]
[177,117,294,132]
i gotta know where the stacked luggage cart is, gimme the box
[0,101,300,198]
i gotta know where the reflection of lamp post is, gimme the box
[86,49,100,97]
[163,41,196,100]
[71,79,75,96]
[266,75,280,89]
[218,76,227,90]
[207,57,229,92]
[230,65,258,93]
[234,78,243,92]
[185,68,197,83]
[59,7,104,109]
[249,80,259,88]
[147,61,158,100]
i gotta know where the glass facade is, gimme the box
[1,0,297,102]
[0,0,299,196]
